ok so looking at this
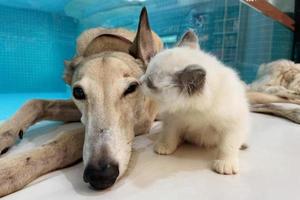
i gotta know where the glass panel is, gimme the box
[238,1,294,82]
[0,0,295,119]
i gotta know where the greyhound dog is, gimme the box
[0,8,162,196]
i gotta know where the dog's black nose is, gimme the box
[83,162,119,190]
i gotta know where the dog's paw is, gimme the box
[154,141,177,155]
[0,121,22,155]
[212,159,239,175]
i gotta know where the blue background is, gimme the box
[0,0,294,119]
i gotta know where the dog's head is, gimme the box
[63,8,161,190]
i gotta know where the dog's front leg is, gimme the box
[0,99,81,154]
[251,104,300,124]
[257,85,300,99]
[0,126,84,197]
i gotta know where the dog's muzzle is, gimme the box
[83,160,119,190]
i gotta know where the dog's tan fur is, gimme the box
[247,60,300,123]
[249,59,300,99]
[0,126,84,197]
[0,8,162,196]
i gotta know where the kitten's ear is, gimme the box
[177,30,199,49]
[175,64,206,95]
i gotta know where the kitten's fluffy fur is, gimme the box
[140,31,250,175]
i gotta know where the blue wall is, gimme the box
[0,5,77,93]
[0,0,295,92]
[0,1,295,119]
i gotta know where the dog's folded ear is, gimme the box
[63,56,83,85]
[174,64,206,95]
[83,34,133,57]
[177,30,200,49]
[129,7,157,65]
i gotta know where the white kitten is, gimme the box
[140,31,250,175]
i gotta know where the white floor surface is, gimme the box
[1,110,300,200]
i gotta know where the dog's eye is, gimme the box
[124,82,139,96]
[73,86,86,100]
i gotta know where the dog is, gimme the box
[248,59,300,124]
[0,7,162,196]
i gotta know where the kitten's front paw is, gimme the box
[154,141,177,155]
[212,159,239,175]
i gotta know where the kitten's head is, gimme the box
[140,30,210,113]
